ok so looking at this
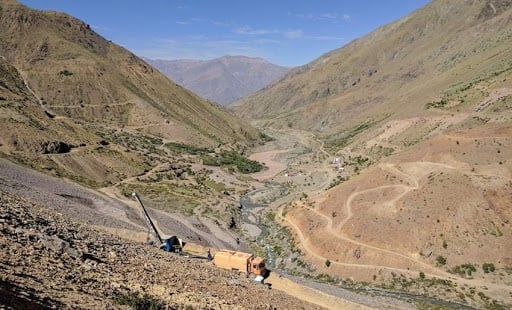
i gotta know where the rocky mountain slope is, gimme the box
[0,1,268,283]
[0,1,261,147]
[0,0,264,188]
[231,0,511,135]
[147,56,290,105]
[227,0,512,308]
[0,188,320,309]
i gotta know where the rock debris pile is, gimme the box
[0,190,318,309]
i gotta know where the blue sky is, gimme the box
[19,1,431,67]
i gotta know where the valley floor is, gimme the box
[242,98,512,309]
[2,90,511,308]
[0,157,423,309]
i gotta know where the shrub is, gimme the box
[328,176,347,189]
[325,259,331,267]
[315,273,337,284]
[436,255,447,265]
[114,291,165,310]
[259,132,275,142]
[450,264,476,277]
[426,98,448,109]
[164,142,210,155]
[59,69,73,76]
[202,150,263,174]
[483,263,495,273]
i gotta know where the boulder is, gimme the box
[41,141,72,154]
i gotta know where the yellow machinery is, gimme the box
[213,249,266,275]
[133,192,267,277]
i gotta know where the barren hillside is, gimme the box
[2,0,512,308]
[0,188,322,309]
[227,0,512,308]
[231,0,512,135]
[0,0,266,201]
[2,0,263,145]
[0,0,263,153]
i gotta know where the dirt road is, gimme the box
[245,126,512,308]
[0,158,234,249]
[267,273,375,310]
[245,132,419,309]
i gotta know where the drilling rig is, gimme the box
[132,192,267,277]
[132,192,182,252]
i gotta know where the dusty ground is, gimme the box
[0,189,322,309]
[1,89,510,309]
[251,89,512,309]
[0,158,389,309]
[249,149,290,181]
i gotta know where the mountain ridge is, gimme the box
[230,0,511,135]
[146,55,290,105]
[0,0,264,189]
[0,0,261,148]
[227,0,512,307]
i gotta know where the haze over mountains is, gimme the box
[146,56,290,105]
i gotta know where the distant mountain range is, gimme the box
[2,0,512,307]
[146,56,290,105]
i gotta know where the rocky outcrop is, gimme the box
[40,141,72,154]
